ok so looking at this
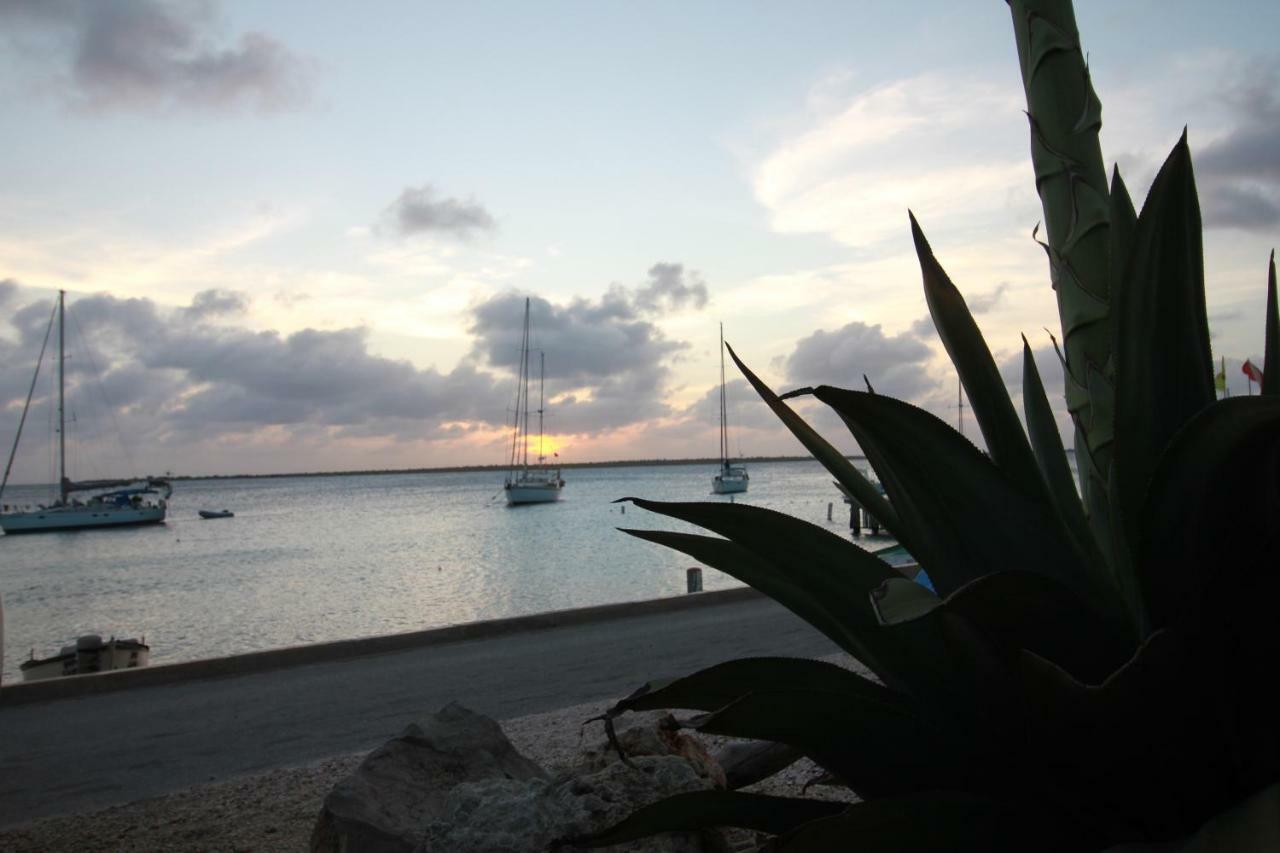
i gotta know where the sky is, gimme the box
[1,0,1277,480]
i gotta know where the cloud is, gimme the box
[683,377,782,434]
[1194,60,1280,231]
[784,320,937,401]
[0,278,16,306]
[0,0,313,114]
[468,282,697,434]
[379,185,496,241]
[966,283,1010,314]
[752,72,1028,250]
[183,288,249,320]
[633,263,709,314]
[0,289,512,478]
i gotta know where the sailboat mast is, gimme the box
[537,350,545,468]
[521,298,531,472]
[58,290,67,504]
[719,323,728,468]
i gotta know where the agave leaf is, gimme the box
[869,577,941,626]
[1137,396,1280,633]
[1021,335,1110,574]
[1016,629,1240,841]
[565,790,847,848]
[1108,167,1138,320]
[689,689,947,798]
[605,656,907,719]
[619,499,910,677]
[723,343,905,542]
[1113,131,1214,549]
[620,527,967,700]
[1166,782,1280,853]
[936,571,1133,684]
[1264,251,1278,396]
[770,790,1085,853]
[621,498,899,591]
[619,528,897,686]
[910,212,1045,498]
[809,386,1115,612]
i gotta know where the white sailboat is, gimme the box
[0,290,171,534]
[712,323,749,494]
[504,297,564,505]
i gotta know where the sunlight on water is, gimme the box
[1,460,882,681]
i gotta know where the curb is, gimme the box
[1,587,762,707]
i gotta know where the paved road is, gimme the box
[0,595,836,827]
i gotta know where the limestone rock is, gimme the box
[314,705,724,853]
[576,712,726,790]
[311,702,546,853]
[420,755,713,852]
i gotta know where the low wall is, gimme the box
[0,587,762,706]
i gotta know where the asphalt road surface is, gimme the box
[0,593,836,827]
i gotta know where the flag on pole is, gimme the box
[1242,359,1264,384]
[1214,362,1227,393]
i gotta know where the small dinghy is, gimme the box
[198,509,234,519]
[22,634,150,682]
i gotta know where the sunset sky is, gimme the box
[2,0,1277,479]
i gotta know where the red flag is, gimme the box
[1242,359,1264,384]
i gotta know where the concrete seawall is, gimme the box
[1,586,763,706]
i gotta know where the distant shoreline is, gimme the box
[165,455,859,483]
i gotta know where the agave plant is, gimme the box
[569,1,1280,850]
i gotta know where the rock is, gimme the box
[311,702,547,853]
[576,712,726,789]
[420,755,713,852]
[314,704,724,853]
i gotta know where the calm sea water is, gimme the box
[1,460,883,682]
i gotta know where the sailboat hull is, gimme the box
[505,480,564,505]
[712,475,749,494]
[0,504,166,534]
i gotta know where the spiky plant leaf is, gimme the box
[932,571,1132,684]
[910,212,1045,498]
[619,499,899,594]
[869,577,941,625]
[618,529,906,688]
[1016,628,1245,842]
[1137,396,1280,633]
[1113,131,1214,548]
[564,790,847,848]
[723,343,904,541]
[688,689,947,798]
[1151,782,1280,853]
[605,657,906,718]
[1265,251,1278,396]
[809,386,1118,613]
[768,791,1088,853]
[1020,334,1112,583]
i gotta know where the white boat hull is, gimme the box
[20,636,151,682]
[0,504,166,534]
[712,464,749,494]
[505,480,564,505]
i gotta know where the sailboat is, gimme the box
[0,290,171,534]
[504,297,564,505]
[712,323,749,494]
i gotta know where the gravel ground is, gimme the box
[0,657,862,852]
